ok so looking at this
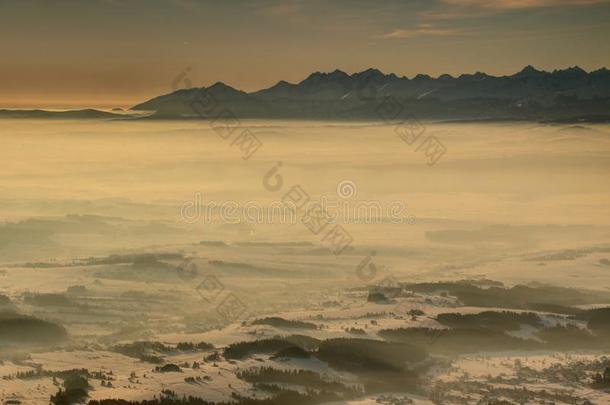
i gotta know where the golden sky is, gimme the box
[1,0,609,108]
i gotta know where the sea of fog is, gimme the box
[1,119,609,287]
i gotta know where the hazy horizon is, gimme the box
[1,0,609,108]
[1,64,609,110]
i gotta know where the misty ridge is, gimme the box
[133,65,610,122]
[2,66,610,122]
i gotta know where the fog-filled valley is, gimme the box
[2,119,610,404]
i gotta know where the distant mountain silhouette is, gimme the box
[133,66,610,122]
[0,109,125,119]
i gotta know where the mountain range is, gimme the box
[0,109,124,119]
[132,66,610,122]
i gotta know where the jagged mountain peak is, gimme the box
[273,79,293,87]
[352,68,386,79]
[208,81,242,92]
[303,69,349,82]
[413,73,432,80]
[553,66,587,77]
[457,71,490,80]
[515,65,544,76]
[330,68,349,76]
[132,65,610,120]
